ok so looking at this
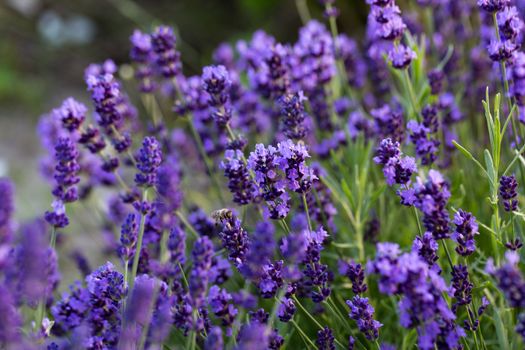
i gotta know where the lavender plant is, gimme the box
[6,0,525,349]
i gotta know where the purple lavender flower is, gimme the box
[151,25,181,78]
[135,136,162,187]
[205,326,224,350]
[278,91,309,140]
[276,139,317,193]
[119,213,138,262]
[0,285,23,343]
[0,178,14,252]
[123,275,156,344]
[412,232,440,272]
[57,98,87,131]
[512,52,525,122]
[130,29,156,93]
[221,149,255,205]
[277,297,296,322]
[412,170,451,239]
[371,105,405,142]
[235,323,270,350]
[486,251,525,308]
[51,137,80,203]
[451,210,479,256]
[258,261,284,298]
[247,143,290,219]
[427,69,445,95]
[85,262,125,348]
[450,265,473,313]
[339,260,367,294]
[316,327,335,350]
[241,221,275,279]
[215,210,249,266]
[44,200,69,228]
[189,236,214,309]
[499,175,518,211]
[478,0,511,13]
[422,104,439,133]
[208,285,238,331]
[407,120,440,165]
[346,296,382,340]
[374,138,417,186]
[368,243,465,349]
[388,44,417,69]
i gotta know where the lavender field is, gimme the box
[2,0,525,349]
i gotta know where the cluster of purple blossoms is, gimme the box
[407,120,440,166]
[277,297,296,322]
[499,174,518,211]
[277,91,309,140]
[316,326,335,350]
[44,136,80,228]
[371,105,404,142]
[487,251,525,341]
[339,260,367,294]
[478,1,523,61]
[406,170,451,240]
[451,210,479,256]
[119,213,138,262]
[374,138,417,186]
[300,227,331,302]
[220,149,255,205]
[411,231,440,272]
[208,285,238,333]
[368,243,465,349]
[215,210,249,266]
[367,0,416,69]
[247,140,316,219]
[129,30,157,93]
[346,296,382,340]
[85,73,132,153]
[202,65,233,127]
[135,136,162,188]
[151,25,181,79]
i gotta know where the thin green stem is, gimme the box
[302,193,313,231]
[290,319,317,349]
[176,211,200,238]
[403,69,420,120]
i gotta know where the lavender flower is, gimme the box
[0,179,14,255]
[0,285,23,343]
[202,65,233,127]
[450,265,473,313]
[371,105,404,142]
[57,98,87,132]
[189,236,214,309]
[407,120,439,165]
[276,139,317,194]
[316,327,335,350]
[412,232,440,272]
[135,136,162,187]
[499,175,518,211]
[235,323,270,350]
[205,326,224,350]
[374,138,417,186]
[278,92,308,140]
[221,149,255,205]
[277,297,296,322]
[119,213,138,262]
[215,210,249,266]
[123,275,156,344]
[151,25,181,78]
[451,210,479,256]
[51,137,81,203]
[346,296,382,340]
[208,285,238,331]
[339,260,367,294]
[478,0,511,13]
[486,251,525,308]
[130,29,156,93]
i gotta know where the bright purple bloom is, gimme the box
[277,297,296,322]
[189,236,214,309]
[450,265,473,313]
[51,137,80,203]
[221,149,255,205]
[151,25,181,78]
[477,0,511,13]
[278,91,309,140]
[316,327,335,350]
[346,296,382,340]
[208,285,238,331]
[135,136,162,187]
[407,120,440,165]
[130,29,156,93]
[451,210,479,256]
[235,323,270,350]
[119,213,138,262]
[499,175,518,211]
[486,251,525,308]
[339,260,368,294]
[388,44,416,69]
[57,98,87,132]
[216,211,249,266]
[412,232,440,272]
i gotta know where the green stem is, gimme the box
[403,69,420,120]
[290,319,317,349]
[302,194,313,231]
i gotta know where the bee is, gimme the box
[212,208,234,222]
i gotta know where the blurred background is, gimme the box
[0,0,369,219]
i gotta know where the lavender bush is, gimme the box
[5,0,525,348]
